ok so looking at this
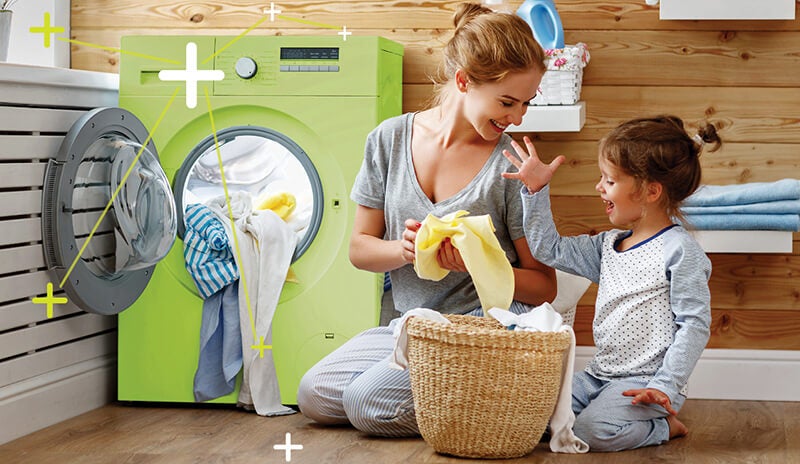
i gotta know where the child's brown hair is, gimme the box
[599,115,721,221]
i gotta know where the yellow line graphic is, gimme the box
[251,336,273,359]
[203,87,259,344]
[31,282,68,319]
[277,15,342,30]
[58,88,181,289]
[57,37,182,65]
[201,12,347,65]
[58,11,348,69]
[202,15,272,64]
[30,12,65,48]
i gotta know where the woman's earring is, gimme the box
[455,71,469,92]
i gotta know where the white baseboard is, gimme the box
[574,347,800,402]
[0,356,116,445]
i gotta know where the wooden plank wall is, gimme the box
[69,0,800,351]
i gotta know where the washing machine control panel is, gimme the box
[279,47,340,72]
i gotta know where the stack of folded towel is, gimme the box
[680,179,800,231]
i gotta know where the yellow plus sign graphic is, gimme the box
[251,335,272,359]
[31,283,68,319]
[30,12,65,48]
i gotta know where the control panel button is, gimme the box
[235,57,258,79]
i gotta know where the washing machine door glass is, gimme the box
[175,127,323,261]
[42,107,177,316]
[71,135,176,279]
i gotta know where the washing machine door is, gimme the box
[42,107,177,315]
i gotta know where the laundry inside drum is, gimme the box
[181,134,317,248]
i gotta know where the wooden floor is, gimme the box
[0,399,797,463]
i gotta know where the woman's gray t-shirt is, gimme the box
[350,113,526,314]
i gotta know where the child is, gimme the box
[502,115,721,452]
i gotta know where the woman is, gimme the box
[297,2,557,437]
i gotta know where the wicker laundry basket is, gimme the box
[406,314,571,459]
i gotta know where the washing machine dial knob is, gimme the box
[235,57,258,79]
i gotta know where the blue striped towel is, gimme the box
[684,179,800,207]
[183,203,240,299]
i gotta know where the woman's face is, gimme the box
[461,67,543,141]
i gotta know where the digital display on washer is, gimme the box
[280,47,339,60]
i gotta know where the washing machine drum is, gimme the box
[42,107,177,315]
[173,126,324,261]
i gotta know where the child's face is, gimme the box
[595,155,645,228]
[461,67,542,141]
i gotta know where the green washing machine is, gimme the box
[41,35,403,405]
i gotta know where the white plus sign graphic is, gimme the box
[338,25,352,41]
[264,2,282,21]
[158,42,225,109]
[273,432,303,462]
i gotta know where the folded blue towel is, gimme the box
[684,179,800,207]
[682,214,800,231]
[681,199,800,216]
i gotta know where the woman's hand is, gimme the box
[622,388,678,415]
[403,220,466,272]
[401,219,421,264]
[437,237,467,273]
[501,136,565,193]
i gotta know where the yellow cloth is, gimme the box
[256,192,296,220]
[285,266,299,284]
[414,210,514,312]
[255,192,300,284]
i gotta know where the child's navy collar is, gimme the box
[614,224,679,252]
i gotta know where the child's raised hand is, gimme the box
[622,388,678,415]
[501,136,565,193]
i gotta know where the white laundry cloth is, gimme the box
[489,303,564,331]
[488,304,589,454]
[551,269,593,327]
[388,308,451,370]
[207,191,297,416]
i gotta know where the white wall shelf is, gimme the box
[508,101,585,133]
[691,230,794,254]
[576,347,800,401]
[659,0,796,20]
